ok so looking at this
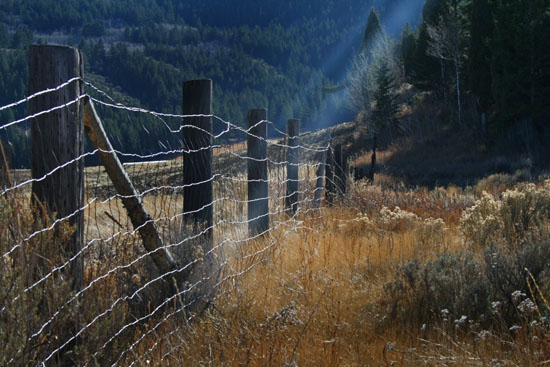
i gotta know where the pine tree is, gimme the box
[360,7,383,55]
[412,0,450,91]
[426,0,466,124]
[366,62,399,183]
[491,0,550,126]
[0,24,8,46]
[400,24,417,83]
[371,63,399,133]
[490,0,550,163]
[468,0,493,136]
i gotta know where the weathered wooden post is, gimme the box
[341,151,349,195]
[0,139,12,190]
[325,141,335,206]
[285,118,300,214]
[334,144,346,197]
[29,45,84,291]
[182,79,213,238]
[314,147,327,208]
[83,98,178,277]
[247,108,269,235]
[180,80,221,314]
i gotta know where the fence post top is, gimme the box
[247,108,267,120]
[183,79,213,86]
[29,44,80,53]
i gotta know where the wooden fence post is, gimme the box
[247,108,269,235]
[285,118,300,213]
[29,45,84,291]
[314,147,327,208]
[325,141,335,206]
[182,79,213,240]
[334,144,345,197]
[0,139,12,190]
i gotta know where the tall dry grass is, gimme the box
[115,176,550,366]
[2,170,549,366]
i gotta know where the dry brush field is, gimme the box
[1,154,550,365]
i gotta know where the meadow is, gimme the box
[150,175,549,366]
[1,151,550,366]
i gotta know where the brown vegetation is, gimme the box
[1,148,549,366]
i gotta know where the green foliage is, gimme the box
[406,0,450,90]
[371,63,399,131]
[399,0,550,155]
[468,0,493,113]
[460,182,550,249]
[385,239,550,326]
[399,24,417,81]
[81,21,106,37]
[385,250,489,324]
[360,7,383,55]
[490,0,550,126]
[0,23,8,45]
[384,183,550,327]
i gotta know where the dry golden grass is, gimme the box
[3,166,550,366]
[110,178,550,367]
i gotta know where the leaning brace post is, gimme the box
[182,79,214,242]
[29,45,84,291]
[285,118,300,213]
[247,108,269,235]
[83,98,178,276]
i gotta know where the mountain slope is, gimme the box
[0,0,425,167]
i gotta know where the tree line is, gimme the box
[0,0,424,168]
[350,0,550,170]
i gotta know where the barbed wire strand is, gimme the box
[0,78,356,366]
[0,76,82,112]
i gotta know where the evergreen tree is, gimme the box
[0,24,8,46]
[399,24,417,82]
[426,0,466,124]
[371,63,399,132]
[491,0,550,126]
[360,7,383,55]
[489,0,550,163]
[468,0,493,136]
[411,0,449,91]
[367,62,399,183]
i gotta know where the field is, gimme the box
[1,142,550,365]
[142,175,550,367]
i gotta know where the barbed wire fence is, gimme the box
[0,45,351,366]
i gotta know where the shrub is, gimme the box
[383,251,488,325]
[383,239,550,328]
[483,240,550,321]
[460,181,550,249]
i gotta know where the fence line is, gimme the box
[42,193,325,366]
[0,45,356,366]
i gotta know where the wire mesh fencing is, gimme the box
[0,65,350,365]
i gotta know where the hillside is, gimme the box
[0,0,424,168]
[2,2,550,365]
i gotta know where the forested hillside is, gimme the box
[0,0,424,168]
[343,0,550,184]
